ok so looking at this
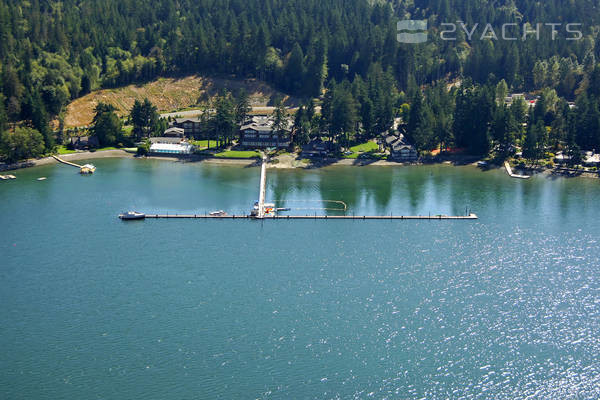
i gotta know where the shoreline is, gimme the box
[2,150,599,179]
[0,150,136,171]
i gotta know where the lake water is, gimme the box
[1,158,599,399]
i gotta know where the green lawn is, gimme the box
[342,152,360,159]
[214,150,261,159]
[350,141,379,153]
[57,145,76,155]
[191,140,219,149]
[342,141,380,159]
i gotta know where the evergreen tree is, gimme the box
[234,90,251,126]
[283,43,305,94]
[329,85,358,148]
[272,99,289,148]
[212,93,236,147]
[31,91,54,151]
[0,94,7,134]
[130,98,160,140]
[92,102,122,146]
[523,120,545,163]
[293,106,310,146]
[407,91,434,151]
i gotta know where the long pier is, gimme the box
[257,156,267,218]
[142,214,478,220]
[52,155,84,169]
[121,156,479,222]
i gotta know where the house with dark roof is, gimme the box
[70,136,99,150]
[172,117,202,138]
[301,138,335,157]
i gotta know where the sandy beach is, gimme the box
[0,150,136,171]
[2,150,598,180]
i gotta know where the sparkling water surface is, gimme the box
[1,158,599,399]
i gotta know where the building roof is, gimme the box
[164,127,184,136]
[240,115,292,132]
[384,134,399,146]
[584,153,600,164]
[241,123,275,132]
[393,143,416,151]
[175,117,202,124]
[70,135,99,147]
[384,133,416,152]
[150,137,183,144]
[302,139,334,152]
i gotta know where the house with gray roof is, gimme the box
[384,133,418,162]
[240,115,291,149]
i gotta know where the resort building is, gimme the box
[149,128,193,154]
[240,116,291,149]
[171,117,203,138]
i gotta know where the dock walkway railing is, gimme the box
[141,213,478,220]
[52,155,84,169]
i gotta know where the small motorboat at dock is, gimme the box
[209,210,227,216]
[80,164,96,174]
[119,211,146,220]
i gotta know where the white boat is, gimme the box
[209,210,227,216]
[119,211,146,220]
[37,177,47,181]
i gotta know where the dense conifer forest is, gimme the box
[2,0,600,162]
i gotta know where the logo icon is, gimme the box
[397,20,428,44]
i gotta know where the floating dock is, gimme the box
[120,157,478,221]
[52,155,96,174]
[504,161,530,179]
[142,213,478,220]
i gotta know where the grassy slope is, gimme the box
[65,75,300,127]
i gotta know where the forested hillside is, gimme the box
[2,0,600,160]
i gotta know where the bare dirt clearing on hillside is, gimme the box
[65,75,299,127]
